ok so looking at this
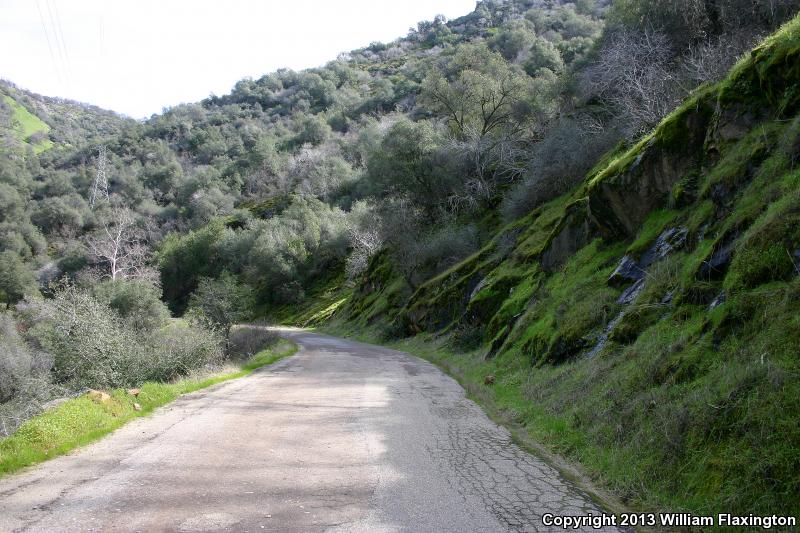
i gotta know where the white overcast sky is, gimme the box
[0,0,475,118]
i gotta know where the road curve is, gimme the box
[0,329,622,533]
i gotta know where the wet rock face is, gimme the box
[617,278,645,305]
[699,237,737,280]
[608,255,644,285]
[640,226,688,267]
[588,103,713,241]
[709,291,727,310]
[608,226,688,287]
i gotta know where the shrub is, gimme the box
[26,284,225,391]
[28,285,145,389]
[0,251,38,304]
[416,223,480,278]
[0,312,59,436]
[501,118,621,222]
[188,272,254,337]
[227,325,278,360]
[0,313,53,404]
[92,279,170,332]
[146,320,224,381]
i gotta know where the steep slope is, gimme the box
[0,93,52,153]
[333,16,800,517]
[0,81,132,152]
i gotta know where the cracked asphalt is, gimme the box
[0,329,623,532]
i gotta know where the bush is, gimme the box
[385,218,479,287]
[0,312,58,436]
[92,279,170,332]
[227,325,278,360]
[28,285,145,389]
[416,223,480,277]
[146,320,224,381]
[27,284,224,390]
[501,118,621,222]
[0,313,53,404]
[0,251,38,304]
[188,272,254,337]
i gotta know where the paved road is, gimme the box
[0,330,622,533]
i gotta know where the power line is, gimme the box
[35,0,64,86]
[44,0,71,86]
[49,0,73,80]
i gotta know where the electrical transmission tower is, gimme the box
[90,145,109,208]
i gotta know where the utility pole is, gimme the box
[90,145,109,208]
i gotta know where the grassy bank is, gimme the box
[320,315,800,527]
[318,322,637,514]
[0,338,297,478]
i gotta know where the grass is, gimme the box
[1,94,53,153]
[0,338,298,478]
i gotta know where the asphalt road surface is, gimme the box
[0,329,623,533]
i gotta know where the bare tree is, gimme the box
[683,31,761,86]
[345,201,384,279]
[85,208,154,282]
[582,28,682,138]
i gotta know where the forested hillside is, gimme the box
[2,0,800,520]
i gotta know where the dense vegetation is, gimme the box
[2,0,800,520]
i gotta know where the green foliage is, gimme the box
[92,279,170,332]
[29,285,144,390]
[366,118,456,213]
[188,272,254,336]
[421,43,534,138]
[158,220,226,313]
[28,284,223,390]
[0,251,38,304]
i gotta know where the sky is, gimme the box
[0,0,476,119]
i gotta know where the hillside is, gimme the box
[2,0,800,523]
[1,80,133,152]
[320,13,800,518]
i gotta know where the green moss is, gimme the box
[700,122,781,199]
[718,14,800,115]
[512,193,574,261]
[484,273,540,341]
[626,209,680,257]
[724,191,800,291]
[501,239,624,365]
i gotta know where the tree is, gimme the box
[345,201,384,279]
[0,251,38,305]
[92,279,170,332]
[581,28,681,137]
[366,118,458,214]
[188,272,254,338]
[157,219,226,314]
[85,208,152,282]
[421,44,532,139]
